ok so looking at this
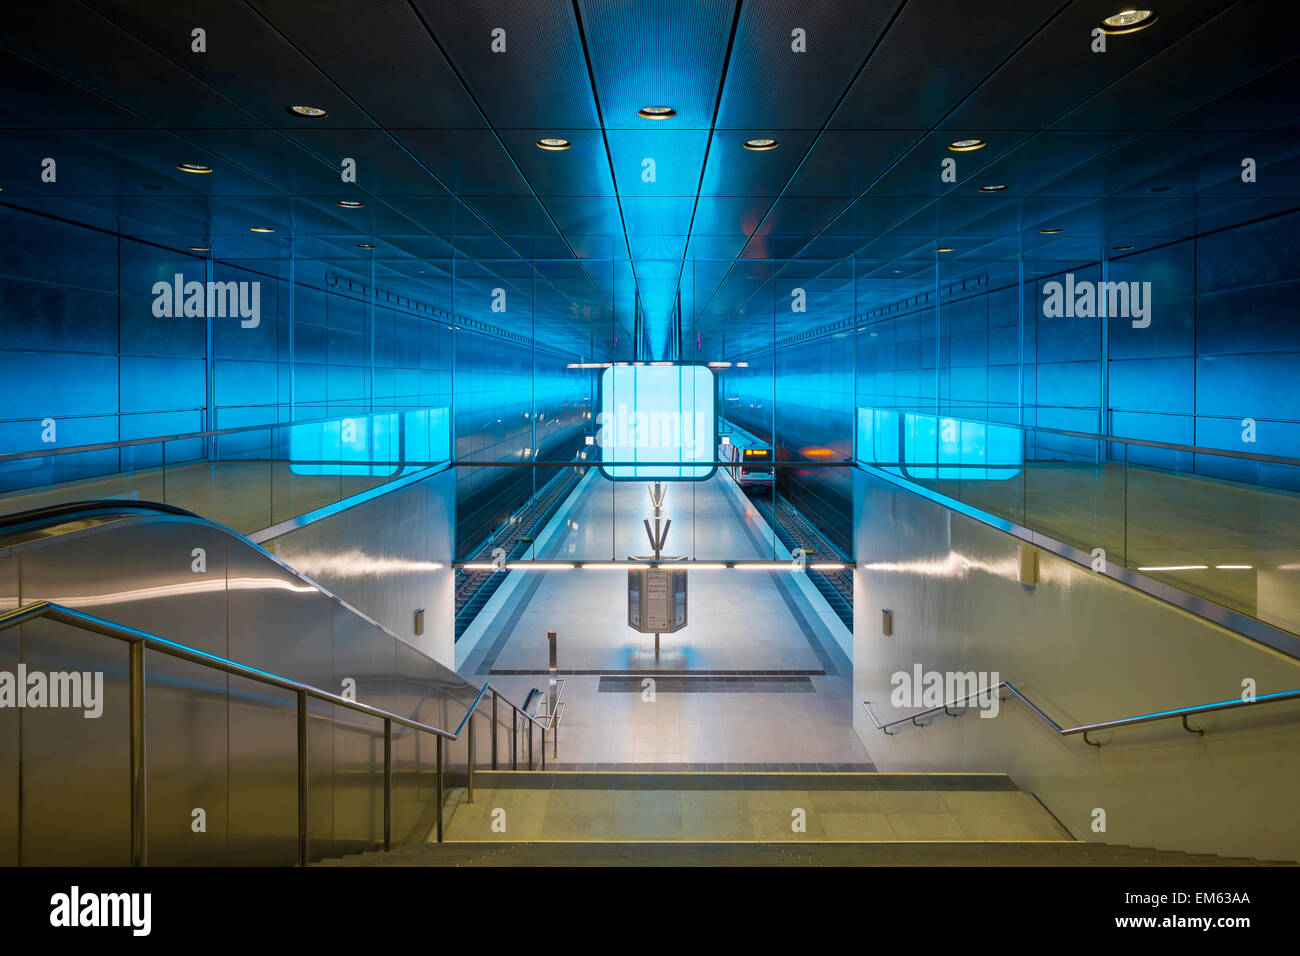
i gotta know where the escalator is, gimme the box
[0,500,549,866]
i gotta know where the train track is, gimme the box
[454,459,585,639]
[745,490,854,630]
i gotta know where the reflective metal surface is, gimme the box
[0,506,550,864]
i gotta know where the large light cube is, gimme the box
[597,364,716,480]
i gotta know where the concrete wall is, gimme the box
[852,467,1300,862]
[266,467,456,667]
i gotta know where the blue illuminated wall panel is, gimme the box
[727,208,1300,555]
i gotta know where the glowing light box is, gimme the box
[598,364,716,480]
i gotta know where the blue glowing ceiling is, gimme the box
[0,0,1297,357]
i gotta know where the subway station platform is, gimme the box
[460,471,869,767]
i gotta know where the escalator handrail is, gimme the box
[0,498,202,532]
[0,600,496,738]
[0,500,549,738]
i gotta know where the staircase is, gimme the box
[316,770,1286,866]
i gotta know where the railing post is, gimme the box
[491,690,498,770]
[297,690,308,867]
[467,711,475,804]
[528,717,534,770]
[511,705,518,770]
[129,639,146,867]
[383,717,392,851]
[435,734,444,843]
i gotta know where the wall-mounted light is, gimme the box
[1018,544,1038,586]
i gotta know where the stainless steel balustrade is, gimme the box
[0,600,558,866]
[863,682,1300,747]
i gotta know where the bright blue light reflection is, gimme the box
[858,408,1022,480]
[289,408,449,476]
[598,365,716,480]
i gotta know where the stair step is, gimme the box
[316,840,1286,867]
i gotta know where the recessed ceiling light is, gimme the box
[536,137,572,151]
[979,184,1008,192]
[948,138,985,152]
[176,163,212,174]
[743,138,779,151]
[638,106,676,119]
[336,200,364,208]
[935,246,955,253]
[189,246,210,252]
[1113,244,1134,251]
[288,105,328,117]
[250,226,276,233]
[1040,228,1063,234]
[1099,9,1157,34]
[357,242,376,249]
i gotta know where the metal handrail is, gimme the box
[0,600,555,865]
[862,682,1300,747]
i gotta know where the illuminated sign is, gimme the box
[597,364,716,480]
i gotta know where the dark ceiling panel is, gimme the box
[411,0,597,129]
[0,47,150,129]
[830,0,1064,130]
[1051,0,1300,132]
[946,0,1238,131]
[4,1,261,129]
[577,0,735,129]
[716,0,901,129]
[393,130,534,196]
[83,0,376,128]
[248,0,483,129]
